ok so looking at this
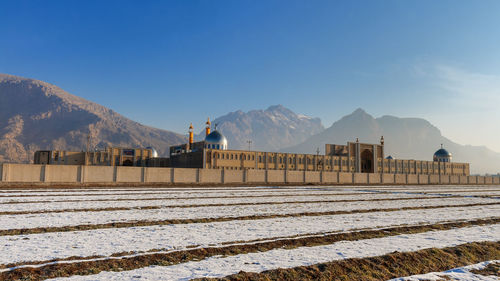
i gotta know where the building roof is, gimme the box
[205,130,228,146]
[434,148,452,158]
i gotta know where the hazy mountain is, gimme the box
[0,74,186,163]
[285,108,500,174]
[197,105,324,151]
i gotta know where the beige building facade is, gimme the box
[171,122,469,176]
[34,147,157,167]
[202,145,469,176]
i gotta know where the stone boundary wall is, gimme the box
[0,163,498,186]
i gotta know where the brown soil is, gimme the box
[196,241,500,281]
[0,196,459,215]
[1,218,499,281]
[2,202,498,236]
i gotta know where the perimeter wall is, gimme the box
[0,163,498,185]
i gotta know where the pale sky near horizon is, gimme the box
[1,1,499,152]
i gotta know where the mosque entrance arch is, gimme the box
[122,159,133,166]
[361,149,373,173]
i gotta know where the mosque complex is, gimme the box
[168,119,469,176]
[33,118,469,177]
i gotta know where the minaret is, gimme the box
[188,123,194,150]
[380,136,385,162]
[205,118,211,137]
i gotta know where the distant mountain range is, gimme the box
[284,108,500,174]
[196,105,324,151]
[1,73,498,174]
[0,74,186,163]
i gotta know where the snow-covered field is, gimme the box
[0,192,445,213]
[0,185,498,281]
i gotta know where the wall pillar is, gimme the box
[265,152,269,170]
[1,164,8,182]
[355,143,360,173]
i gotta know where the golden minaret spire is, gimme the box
[189,123,194,145]
[205,117,211,137]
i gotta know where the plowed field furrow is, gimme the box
[2,219,499,281]
[199,243,500,281]
[1,205,496,266]
[0,189,370,198]
[0,191,433,205]
[43,224,500,281]
[1,203,498,236]
[0,196,465,215]
[1,197,496,231]
[0,192,379,203]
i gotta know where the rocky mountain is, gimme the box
[0,74,186,163]
[284,108,500,174]
[197,105,324,152]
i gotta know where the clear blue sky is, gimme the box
[1,0,499,151]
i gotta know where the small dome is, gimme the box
[386,155,393,160]
[433,146,452,162]
[204,130,228,150]
[146,147,159,158]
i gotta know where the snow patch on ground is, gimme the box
[1,197,494,230]
[47,225,500,281]
[1,205,497,266]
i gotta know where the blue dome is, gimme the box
[433,146,452,162]
[204,130,228,150]
[386,155,393,160]
[434,148,451,157]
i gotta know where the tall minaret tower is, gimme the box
[188,123,194,150]
[205,118,211,137]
